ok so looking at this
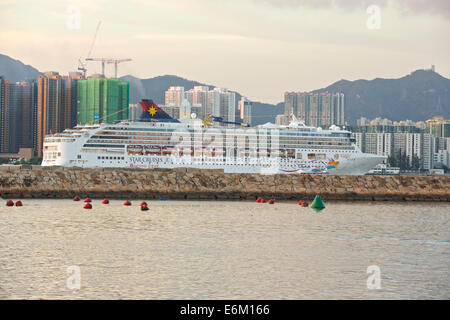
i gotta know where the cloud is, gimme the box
[260,0,450,16]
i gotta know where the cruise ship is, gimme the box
[41,99,385,175]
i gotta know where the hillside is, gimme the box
[314,69,450,124]
[0,54,41,82]
[2,52,449,125]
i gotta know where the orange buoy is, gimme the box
[102,199,109,204]
[83,203,92,209]
[84,197,91,203]
[123,200,131,206]
[73,196,80,201]
[6,200,14,207]
[15,201,23,207]
[298,200,304,206]
[140,201,147,207]
[141,205,149,211]
[268,199,275,204]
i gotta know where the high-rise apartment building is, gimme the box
[63,72,83,129]
[354,117,425,134]
[426,116,450,138]
[238,96,252,126]
[353,131,435,170]
[0,77,38,154]
[0,76,10,153]
[77,77,129,125]
[422,133,435,170]
[214,88,235,126]
[165,86,185,107]
[434,150,450,168]
[284,92,344,127]
[187,86,209,119]
[37,72,66,156]
[164,86,236,124]
[275,114,290,126]
[128,104,142,121]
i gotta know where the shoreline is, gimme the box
[1,165,449,202]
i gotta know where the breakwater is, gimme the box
[0,166,449,201]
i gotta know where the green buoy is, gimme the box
[311,195,325,209]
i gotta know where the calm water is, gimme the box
[0,199,449,299]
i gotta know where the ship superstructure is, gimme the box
[42,100,385,174]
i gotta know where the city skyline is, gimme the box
[1,0,449,104]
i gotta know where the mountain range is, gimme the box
[1,53,449,125]
[0,54,41,83]
[313,68,450,124]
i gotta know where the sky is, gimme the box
[1,0,449,103]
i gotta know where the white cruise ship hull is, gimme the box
[41,103,385,175]
[42,138,385,175]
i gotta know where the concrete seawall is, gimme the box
[0,166,449,201]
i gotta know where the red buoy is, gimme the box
[256,198,261,203]
[298,200,304,206]
[6,200,14,207]
[268,199,275,204]
[15,201,23,207]
[83,203,92,209]
[261,198,266,203]
[84,197,91,203]
[73,196,80,201]
[123,200,131,206]
[140,201,147,207]
[141,204,149,211]
[102,199,109,204]
[302,201,309,207]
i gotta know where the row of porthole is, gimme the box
[97,156,125,160]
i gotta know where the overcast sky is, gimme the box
[1,0,449,103]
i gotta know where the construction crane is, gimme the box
[85,58,132,78]
[108,59,132,78]
[78,21,101,78]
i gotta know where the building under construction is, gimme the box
[77,76,129,125]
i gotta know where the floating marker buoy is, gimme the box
[141,205,149,211]
[299,200,309,207]
[73,196,80,201]
[311,195,325,209]
[84,197,91,203]
[268,199,275,204]
[123,200,131,206]
[15,201,23,207]
[6,200,14,207]
[102,199,109,204]
[159,197,166,201]
[261,198,266,203]
[140,201,147,207]
[83,203,92,209]
[256,198,261,203]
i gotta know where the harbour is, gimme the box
[0,199,448,299]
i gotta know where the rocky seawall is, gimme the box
[0,166,449,201]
